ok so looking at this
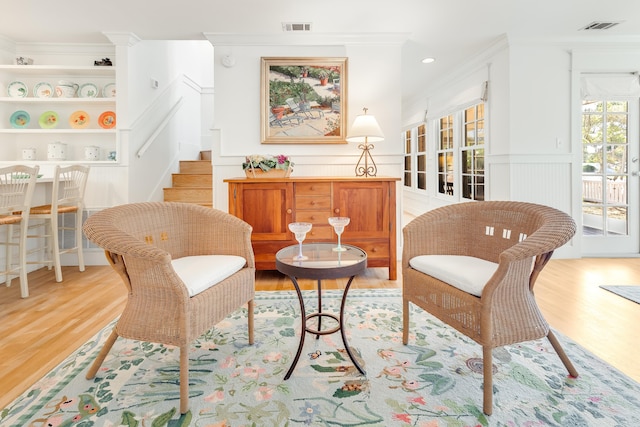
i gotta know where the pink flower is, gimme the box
[244,366,266,379]
[204,389,225,402]
[263,352,282,363]
[383,366,403,377]
[402,380,421,391]
[254,386,274,401]
[409,396,426,405]
[392,413,412,423]
[221,356,235,369]
[45,416,63,427]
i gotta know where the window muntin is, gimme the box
[416,124,427,190]
[403,129,412,187]
[461,104,485,200]
[437,115,454,195]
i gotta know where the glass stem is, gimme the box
[298,241,303,258]
[337,234,341,249]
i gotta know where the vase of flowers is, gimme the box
[243,154,293,178]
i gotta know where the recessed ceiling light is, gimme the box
[421,57,435,64]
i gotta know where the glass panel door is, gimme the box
[582,100,639,255]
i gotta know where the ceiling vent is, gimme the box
[282,22,312,32]
[580,21,622,31]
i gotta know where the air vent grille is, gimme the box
[580,21,622,31]
[282,22,312,32]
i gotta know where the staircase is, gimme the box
[163,151,213,207]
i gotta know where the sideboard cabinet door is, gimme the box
[228,181,294,269]
[332,180,396,279]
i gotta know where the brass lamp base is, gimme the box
[355,142,377,177]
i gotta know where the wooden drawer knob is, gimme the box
[287,208,292,214]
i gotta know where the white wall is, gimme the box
[206,35,405,212]
[112,38,213,203]
[402,35,640,258]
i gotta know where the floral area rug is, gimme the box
[3,289,640,426]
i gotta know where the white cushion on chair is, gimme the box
[171,255,247,297]
[409,255,498,297]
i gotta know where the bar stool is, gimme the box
[28,165,89,282]
[0,165,40,298]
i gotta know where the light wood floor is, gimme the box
[1,258,639,410]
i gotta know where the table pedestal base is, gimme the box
[283,275,365,380]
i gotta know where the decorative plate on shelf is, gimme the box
[38,111,59,129]
[33,82,54,98]
[10,110,30,128]
[78,83,99,98]
[102,83,116,98]
[98,111,116,129]
[7,81,28,98]
[69,110,90,129]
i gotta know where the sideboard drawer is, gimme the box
[296,211,331,224]
[295,182,331,196]
[346,240,390,260]
[306,226,333,240]
[295,195,331,210]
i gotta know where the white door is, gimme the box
[581,98,640,255]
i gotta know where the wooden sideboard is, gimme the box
[224,176,400,279]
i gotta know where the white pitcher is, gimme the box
[55,80,79,98]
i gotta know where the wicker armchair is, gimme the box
[82,202,255,414]
[402,201,578,415]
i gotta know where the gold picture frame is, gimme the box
[261,57,347,144]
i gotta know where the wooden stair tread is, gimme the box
[179,160,211,174]
[172,174,212,187]
[164,151,213,205]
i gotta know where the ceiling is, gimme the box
[3,0,640,104]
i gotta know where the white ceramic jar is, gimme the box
[47,142,67,160]
[84,146,100,161]
[22,148,36,160]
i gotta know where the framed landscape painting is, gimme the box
[260,57,347,144]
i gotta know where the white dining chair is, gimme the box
[0,165,40,297]
[28,165,89,282]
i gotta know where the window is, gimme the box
[461,104,485,200]
[402,124,427,191]
[416,124,427,190]
[436,102,486,199]
[437,115,454,195]
[403,129,411,187]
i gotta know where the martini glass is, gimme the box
[328,217,350,252]
[288,222,312,260]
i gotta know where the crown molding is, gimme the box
[203,32,410,47]
[103,32,141,47]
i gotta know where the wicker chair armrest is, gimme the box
[498,216,576,263]
[83,222,172,263]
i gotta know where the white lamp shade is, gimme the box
[346,114,384,143]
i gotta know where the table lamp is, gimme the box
[346,107,384,177]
